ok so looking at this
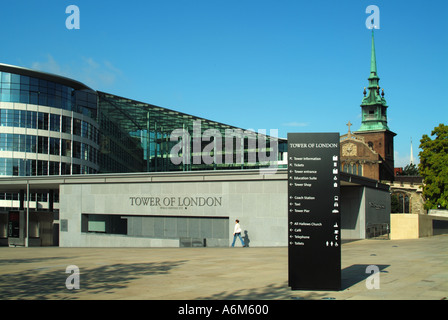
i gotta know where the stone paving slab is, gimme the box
[0,235,447,300]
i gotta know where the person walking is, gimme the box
[231,219,245,247]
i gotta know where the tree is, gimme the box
[401,163,419,176]
[418,124,448,210]
[391,194,402,213]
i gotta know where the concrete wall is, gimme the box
[391,214,433,239]
[340,186,365,239]
[340,186,390,240]
[58,171,391,247]
[78,233,180,247]
[59,172,287,247]
[391,213,448,240]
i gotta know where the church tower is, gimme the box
[341,30,396,181]
[358,30,390,132]
[354,29,396,181]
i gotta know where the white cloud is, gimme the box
[31,54,71,78]
[30,55,123,90]
[79,57,123,89]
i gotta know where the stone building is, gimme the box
[340,30,396,182]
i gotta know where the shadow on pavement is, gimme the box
[0,260,186,300]
[0,256,75,265]
[196,281,329,300]
[197,264,390,300]
[341,264,390,290]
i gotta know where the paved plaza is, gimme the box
[0,235,447,300]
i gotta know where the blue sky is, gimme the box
[1,0,447,167]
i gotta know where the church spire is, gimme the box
[367,29,380,93]
[357,29,389,132]
[370,29,377,77]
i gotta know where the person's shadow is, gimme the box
[243,230,250,248]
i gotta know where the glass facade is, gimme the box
[0,65,100,177]
[0,70,97,116]
[97,91,286,173]
[0,63,287,248]
[0,64,286,177]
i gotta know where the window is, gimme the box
[1,72,11,82]
[50,114,60,131]
[61,162,71,175]
[73,141,81,159]
[26,136,36,153]
[49,162,59,175]
[0,72,88,112]
[73,118,82,136]
[62,116,71,133]
[18,110,27,128]
[62,139,71,157]
[11,73,20,84]
[37,160,48,176]
[26,111,37,129]
[49,138,60,155]
[38,136,48,154]
[16,134,26,152]
[81,121,89,138]
[81,214,127,235]
[37,112,48,130]
[350,164,355,174]
[5,109,14,126]
[72,164,80,174]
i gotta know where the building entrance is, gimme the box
[0,211,56,246]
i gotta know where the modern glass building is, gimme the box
[97,91,287,173]
[0,63,287,246]
[0,63,286,178]
[0,64,99,177]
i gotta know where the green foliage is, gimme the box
[401,163,419,176]
[391,194,401,213]
[418,124,448,209]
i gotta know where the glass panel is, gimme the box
[62,139,71,157]
[50,114,60,131]
[50,137,60,155]
[11,74,21,83]
[88,221,106,232]
[1,72,11,82]
[38,136,48,154]
[20,75,30,85]
[73,118,81,136]
[38,112,48,130]
[62,116,71,133]
[49,161,59,175]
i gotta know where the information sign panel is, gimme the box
[287,133,341,290]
